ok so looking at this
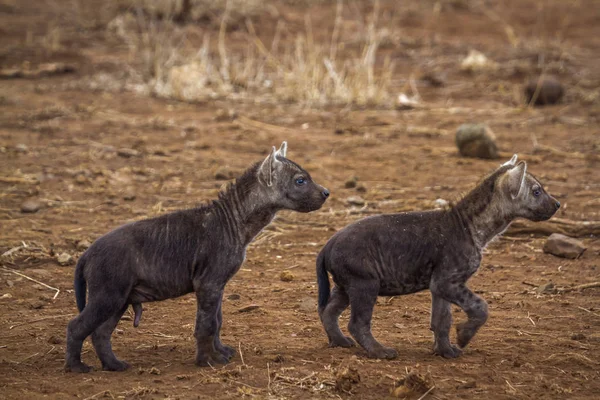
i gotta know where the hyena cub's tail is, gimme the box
[316,250,330,316]
[74,253,87,312]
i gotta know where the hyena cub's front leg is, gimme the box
[430,294,462,358]
[193,285,231,366]
[431,280,488,351]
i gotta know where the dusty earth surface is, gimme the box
[1,1,599,399]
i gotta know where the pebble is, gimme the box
[76,240,92,251]
[227,293,241,301]
[237,304,260,313]
[280,270,295,282]
[48,335,63,344]
[344,176,358,189]
[117,148,140,158]
[543,233,586,259]
[56,252,73,266]
[524,76,564,106]
[123,188,136,201]
[455,123,498,159]
[1,293,13,299]
[15,143,28,153]
[346,196,365,206]
[433,198,449,209]
[20,198,43,213]
[536,282,556,295]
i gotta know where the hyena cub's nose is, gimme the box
[555,201,561,209]
[322,189,330,199]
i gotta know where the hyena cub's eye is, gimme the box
[295,177,306,185]
[533,188,541,197]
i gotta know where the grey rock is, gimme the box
[543,233,586,259]
[117,148,140,158]
[456,123,498,159]
[525,76,564,106]
[346,196,365,206]
[20,199,43,213]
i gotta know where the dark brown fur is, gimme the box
[316,156,560,359]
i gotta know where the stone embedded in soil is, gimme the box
[75,174,87,185]
[123,188,136,201]
[1,293,13,299]
[543,233,586,259]
[433,198,449,209]
[536,282,556,295]
[237,304,260,313]
[227,293,241,301]
[335,365,361,392]
[524,76,564,106]
[76,240,92,251]
[56,252,73,266]
[344,176,358,189]
[455,123,498,159]
[20,198,43,213]
[117,148,140,158]
[346,196,365,206]
[280,270,295,282]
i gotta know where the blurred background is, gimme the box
[0,1,599,399]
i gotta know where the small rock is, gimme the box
[149,367,161,375]
[346,196,365,206]
[460,50,497,72]
[301,123,310,130]
[20,198,43,213]
[543,233,586,259]
[75,174,87,185]
[117,148,140,158]
[48,335,62,344]
[455,123,498,159]
[268,354,285,363]
[571,333,586,341]
[227,293,241,301]
[15,143,28,153]
[56,252,73,266]
[356,184,367,193]
[457,379,477,389]
[123,188,136,201]
[1,293,13,299]
[280,270,295,282]
[524,76,564,106]
[433,198,449,209]
[335,365,361,392]
[344,176,358,189]
[214,167,233,180]
[536,282,556,295]
[237,304,260,313]
[6,280,14,288]
[76,240,91,251]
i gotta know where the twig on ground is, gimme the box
[1,266,60,299]
[417,385,436,400]
[558,282,600,293]
[9,314,73,330]
[239,341,246,367]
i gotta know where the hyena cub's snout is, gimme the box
[297,180,330,212]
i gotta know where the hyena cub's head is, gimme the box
[257,142,329,212]
[497,154,560,221]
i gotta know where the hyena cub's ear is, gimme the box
[502,154,518,167]
[258,145,284,187]
[275,141,288,159]
[504,161,527,199]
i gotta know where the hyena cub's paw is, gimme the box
[102,360,131,372]
[196,351,230,367]
[433,343,463,359]
[217,344,236,360]
[367,346,398,360]
[65,362,93,373]
[329,336,356,348]
[456,322,477,348]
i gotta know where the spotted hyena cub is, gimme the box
[65,142,330,373]
[316,155,560,359]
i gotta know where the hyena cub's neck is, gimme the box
[452,166,514,250]
[212,163,278,246]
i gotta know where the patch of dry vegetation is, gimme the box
[111,0,396,107]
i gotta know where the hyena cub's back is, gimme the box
[317,155,560,360]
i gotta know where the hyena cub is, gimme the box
[317,155,559,359]
[65,142,330,373]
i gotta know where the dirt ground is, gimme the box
[1,1,599,399]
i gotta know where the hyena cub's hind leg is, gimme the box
[91,304,131,371]
[319,286,355,348]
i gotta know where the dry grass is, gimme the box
[113,0,396,107]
